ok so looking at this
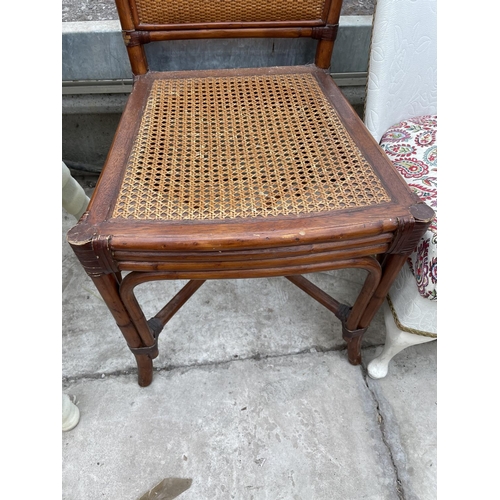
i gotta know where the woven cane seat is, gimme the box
[78,65,423,255]
[113,70,391,222]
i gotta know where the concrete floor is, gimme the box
[62,176,437,500]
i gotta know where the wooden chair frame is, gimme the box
[67,0,434,387]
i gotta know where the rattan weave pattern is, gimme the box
[112,73,391,221]
[134,0,325,25]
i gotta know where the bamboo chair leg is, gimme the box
[287,256,383,366]
[90,273,154,387]
[134,353,154,387]
[345,335,363,365]
[357,254,409,329]
[344,253,409,365]
[118,275,206,386]
[287,272,363,364]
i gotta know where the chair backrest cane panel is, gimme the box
[132,0,331,26]
[114,0,343,74]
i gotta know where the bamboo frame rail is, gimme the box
[122,25,339,46]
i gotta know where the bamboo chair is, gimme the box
[67,0,434,387]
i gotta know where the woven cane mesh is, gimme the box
[133,0,325,25]
[112,73,391,221]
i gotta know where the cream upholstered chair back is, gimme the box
[364,0,437,143]
[364,0,438,380]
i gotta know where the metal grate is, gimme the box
[134,0,326,25]
[112,72,390,221]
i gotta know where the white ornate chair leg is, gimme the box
[62,161,90,220]
[62,162,87,432]
[367,301,436,379]
[62,393,80,431]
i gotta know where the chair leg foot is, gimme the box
[367,302,435,379]
[342,324,366,366]
[135,354,154,387]
[346,335,363,365]
[62,393,80,431]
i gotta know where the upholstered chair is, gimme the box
[364,0,437,378]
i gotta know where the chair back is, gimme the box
[114,0,344,74]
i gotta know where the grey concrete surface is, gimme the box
[62,17,372,81]
[62,0,375,22]
[62,178,437,500]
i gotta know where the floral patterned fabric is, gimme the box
[380,116,437,300]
